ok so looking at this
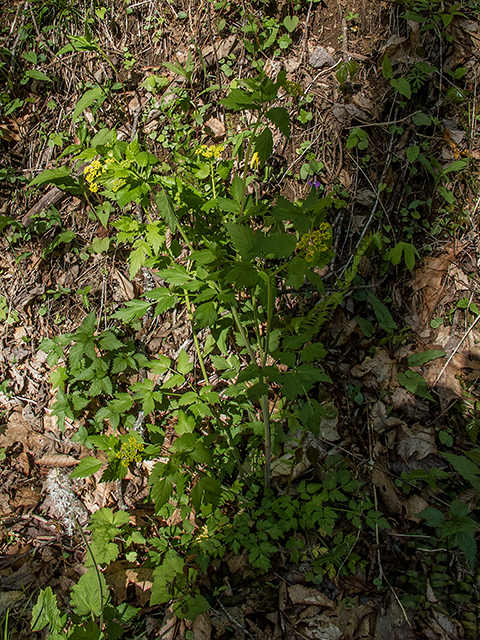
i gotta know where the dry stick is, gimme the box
[336,114,397,280]
[9,1,28,72]
[300,1,314,63]
[433,313,480,387]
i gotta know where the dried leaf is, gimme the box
[288,585,335,608]
[37,454,78,467]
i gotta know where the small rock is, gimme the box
[309,46,336,69]
[459,19,478,32]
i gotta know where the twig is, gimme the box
[433,313,480,386]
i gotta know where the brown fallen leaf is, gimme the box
[190,612,212,640]
[37,454,78,467]
[397,423,436,462]
[288,584,335,608]
[296,614,342,640]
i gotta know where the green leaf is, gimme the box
[254,127,273,166]
[355,316,375,338]
[230,174,243,203]
[29,166,73,188]
[70,457,103,479]
[251,233,297,258]
[408,350,445,367]
[443,158,468,174]
[220,88,257,111]
[176,410,196,435]
[382,53,393,79]
[283,15,299,32]
[25,69,52,82]
[412,111,432,126]
[150,474,173,511]
[226,222,256,260]
[70,568,108,617]
[456,530,476,567]
[155,189,178,231]
[98,331,124,351]
[449,498,469,520]
[84,540,119,567]
[90,236,110,254]
[177,349,193,375]
[442,452,480,494]
[72,86,104,122]
[174,594,211,621]
[69,621,102,640]
[406,146,419,163]
[112,300,151,323]
[398,370,434,401]
[31,588,62,632]
[366,291,397,333]
[391,78,411,99]
[417,506,445,528]
[266,106,290,138]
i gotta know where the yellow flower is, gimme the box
[250,152,260,169]
[195,144,225,160]
[116,436,145,467]
[297,223,331,262]
[89,182,101,193]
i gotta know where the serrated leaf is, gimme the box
[112,300,151,322]
[254,126,273,166]
[70,457,103,479]
[151,476,173,512]
[176,410,196,435]
[98,331,124,351]
[31,588,62,632]
[174,594,211,621]
[70,568,108,617]
[417,506,445,527]
[408,350,445,367]
[226,222,256,260]
[220,88,257,111]
[250,233,297,258]
[266,106,290,138]
[155,189,178,231]
[456,530,476,567]
[398,369,434,401]
[177,349,193,375]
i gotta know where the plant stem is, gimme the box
[184,291,209,383]
[76,520,104,632]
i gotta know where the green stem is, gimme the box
[239,113,264,216]
[210,161,217,199]
[184,290,209,383]
[77,520,104,632]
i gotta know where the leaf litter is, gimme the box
[1,0,480,638]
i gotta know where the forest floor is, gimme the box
[0,0,480,638]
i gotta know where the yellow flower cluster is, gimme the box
[83,158,116,193]
[112,178,126,193]
[195,144,225,159]
[116,436,145,467]
[297,223,331,262]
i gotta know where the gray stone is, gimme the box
[309,46,336,68]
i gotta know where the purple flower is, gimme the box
[308,179,321,188]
